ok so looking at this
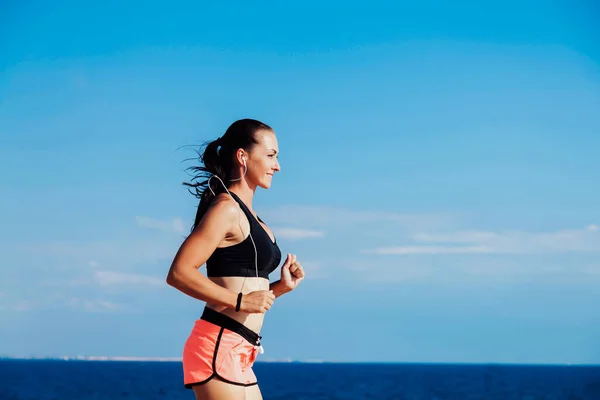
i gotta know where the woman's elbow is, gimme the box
[166,265,199,288]
[165,267,182,287]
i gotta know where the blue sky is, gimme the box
[1,0,599,364]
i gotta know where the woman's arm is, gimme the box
[269,280,293,298]
[270,253,305,298]
[166,196,240,309]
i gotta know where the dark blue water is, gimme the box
[1,359,600,399]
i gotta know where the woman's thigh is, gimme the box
[192,378,247,400]
[244,383,263,400]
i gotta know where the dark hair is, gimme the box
[183,118,273,231]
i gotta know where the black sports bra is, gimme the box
[206,191,281,279]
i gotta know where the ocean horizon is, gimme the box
[3,356,600,366]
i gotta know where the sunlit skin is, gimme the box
[166,128,305,400]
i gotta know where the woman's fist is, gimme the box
[240,290,275,314]
[280,253,305,291]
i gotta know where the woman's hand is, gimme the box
[280,253,305,292]
[240,290,276,313]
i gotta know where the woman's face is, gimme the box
[246,129,280,189]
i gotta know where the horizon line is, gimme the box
[1,356,599,367]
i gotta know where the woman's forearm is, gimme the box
[270,280,292,298]
[166,268,238,309]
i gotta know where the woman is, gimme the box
[166,119,305,400]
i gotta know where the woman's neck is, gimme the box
[228,182,256,210]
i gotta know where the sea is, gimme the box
[1,359,600,400]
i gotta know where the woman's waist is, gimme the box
[200,306,263,345]
[208,275,270,291]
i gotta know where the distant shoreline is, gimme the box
[0,356,181,362]
[0,356,314,363]
[1,356,184,362]
[1,357,599,367]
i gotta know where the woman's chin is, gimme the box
[258,177,273,189]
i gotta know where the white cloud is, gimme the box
[347,260,438,283]
[339,256,600,285]
[93,271,163,286]
[135,216,186,234]
[37,271,164,289]
[64,298,124,312]
[578,264,600,276]
[23,239,178,269]
[0,300,35,312]
[368,245,492,255]
[368,225,599,255]
[296,261,329,279]
[0,297,127,313]
[273,228,325,240]
[261,206,460,231]
[26,241,118,258]
[412,231,500,243]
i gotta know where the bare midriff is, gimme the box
[205,276,270,334]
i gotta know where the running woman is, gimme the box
[166,118,305,400]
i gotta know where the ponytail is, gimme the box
[183,138,231,231]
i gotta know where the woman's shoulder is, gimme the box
[192,193,240,236]
[206,192,240,220]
